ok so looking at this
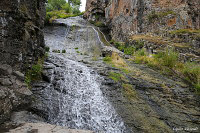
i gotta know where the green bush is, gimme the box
[47,0,66,11]
[134,40,144,50]
[72,6,81,14]
[62,3,72,13]
[155,48,178,68]
[135,48,147,56]
[45,0,82,24]
[45,46,50,52]
[124,47,135,55]
[25,59,44,87]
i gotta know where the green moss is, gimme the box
[108,72,124,82]
[103,56,112,62]
[75,47,79,50]
[62,49,66,53]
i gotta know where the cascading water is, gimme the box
[32,17,127,132]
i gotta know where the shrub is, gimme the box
[25,58,44,87]
[124,47,135,55]
[72,6,81,14]
[155,48,178,68]
[47,0,66,11]
[62,3,72,13]
[45,46,50,52]
[134,40,144,50]
[135,48,147,56]
[46,10,84,23]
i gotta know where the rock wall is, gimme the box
[85,0,200,62]
[85,0,200,41]
[0,0,46,124]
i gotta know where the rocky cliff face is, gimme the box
[85,0,200,62]
[85,0,200,40]
[0,0,46,124]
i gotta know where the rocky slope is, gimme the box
[84,0,200,62]
[0,0,45,124]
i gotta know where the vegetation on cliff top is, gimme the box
[45,0,84,24]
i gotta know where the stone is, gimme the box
[0,64,12,75]
[7,123,93,133]
[10,111,44,124]
[13,71,25,81]
[0,78,12,86]
[16,87,33,96]
[0,88,7,99]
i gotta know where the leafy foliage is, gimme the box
[45,0,83,24]
[25,58,44,87]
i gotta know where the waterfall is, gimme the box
[33,17,126,133]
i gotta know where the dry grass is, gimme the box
[131,34,190,48]
[131,35,166,45]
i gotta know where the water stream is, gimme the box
[33,17,126,132]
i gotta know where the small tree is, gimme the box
[62,3,72,13]
[47,0,66,10]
